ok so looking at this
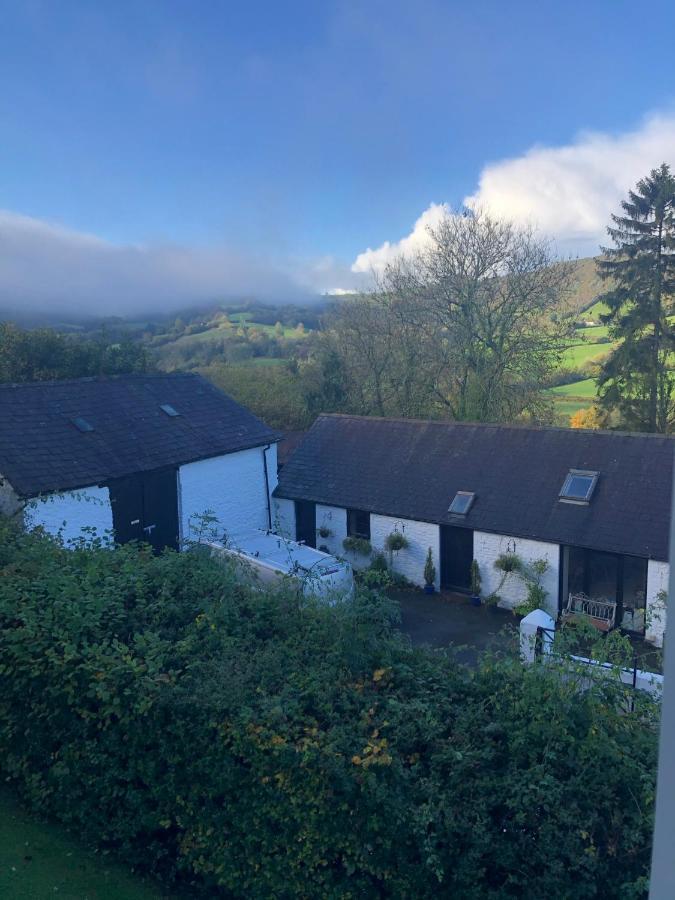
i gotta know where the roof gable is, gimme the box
[0,373,279,497]
[275,414,674,560]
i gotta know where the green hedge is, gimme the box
[0,521,658,898]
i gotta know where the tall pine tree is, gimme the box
[597,163,675,432]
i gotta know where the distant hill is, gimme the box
[567,256,605,314]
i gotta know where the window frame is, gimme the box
[559,469,599,504]
[448,491,475,516]
[346,508,371,540]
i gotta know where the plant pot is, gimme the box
[424,583,435,595]
[470,594,481,607]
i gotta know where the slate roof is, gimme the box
[0,373,279,497]
[275,414,675,561]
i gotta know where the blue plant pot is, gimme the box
[470,594,481,607]
[424,583,434,594]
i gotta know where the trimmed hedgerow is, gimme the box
[0,520,659,898]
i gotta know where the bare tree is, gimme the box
[322,209,573,423]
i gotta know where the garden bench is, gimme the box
[561,592,617,632]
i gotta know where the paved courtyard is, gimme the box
[392,588,518,664]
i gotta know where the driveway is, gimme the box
[392,588,518,664]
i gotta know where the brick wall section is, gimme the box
[23,486,114,546]
[371,514,440,588]
[474,530,560,615]
[646,560,669,648]
[179,444,277,544]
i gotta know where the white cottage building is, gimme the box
[0,373,280,551]
[274,414,674,647]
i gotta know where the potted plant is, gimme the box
[423,547,436,594]
[342,536,372,556]
[470,559,481,606]
[317,525,332,539]
[385,531,408,552]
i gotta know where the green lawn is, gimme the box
[0,790,163,900]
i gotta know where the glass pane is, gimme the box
[563,474,593,500]
[620,556,647,634]
[567,546,586,595]
[449,492,473,514]
[586,550,618,602]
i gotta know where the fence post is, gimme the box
[520,609,556,664]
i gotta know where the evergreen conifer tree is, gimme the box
[597,163,675,432]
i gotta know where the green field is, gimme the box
[0,790,162,899]
[550,378,597,398]
[581,299,610,321]
[561,340,613,369]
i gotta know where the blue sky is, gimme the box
[1,0,675,313]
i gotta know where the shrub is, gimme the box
[494,552,522,574]
[342,535,372,556]
[470,559,481,596]
[384,531,408,552]
[0,521,659,898]
[423,547,436,586]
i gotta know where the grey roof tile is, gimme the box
[275,414,674,561]
[0,373,279,497]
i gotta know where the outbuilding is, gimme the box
[274,414,674,647]
[0,373,280,551]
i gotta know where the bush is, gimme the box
[0,522,659,898]
[342,535,372,556]
[423,547,436,586]
[384,532,408,552]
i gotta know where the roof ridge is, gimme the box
[315,412,675,441]
[0,371,197,390]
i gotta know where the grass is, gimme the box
[552,397,591,420]
[550,378,597,398]
[561,341,613,369]
[0,789,163,900]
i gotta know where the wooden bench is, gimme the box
[561,592,617,632]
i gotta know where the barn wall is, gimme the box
[370,514,440,588]
[474,531,560,615]
[23,486,114,546]
[273,497,296,540]
[315,504,348,557]
[646,559,669,648]
[179,444,276,544]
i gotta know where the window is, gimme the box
[559,469,598,503]
[347,508,370,540]
[448,491,475,516]
[71,417,94,432]
[160,404,180,417]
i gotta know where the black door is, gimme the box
[109,468,179,552]
[440,525,473,591]
[295,501,316,547]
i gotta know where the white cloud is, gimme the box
[0,210,317,318]
[352,112,675,273]
[351,202,449,274]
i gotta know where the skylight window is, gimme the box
[71,417,94,433]
[160,404,180,417]
[448,491,475,516]
[559,469,598,504]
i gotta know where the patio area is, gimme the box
[391,588,518,664]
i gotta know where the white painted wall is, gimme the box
[273,497,296,540]
[315,504,348,556]
[371,514,440,588]
[179,444,277,544]
[24,486,114,546]
[0,473,22,518]
[646,559,669,648]
[474,531,560,615]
